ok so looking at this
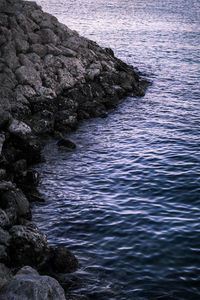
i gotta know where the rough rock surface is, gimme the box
[0,266,66,300]
[0,0,149,298]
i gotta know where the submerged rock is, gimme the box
[57,139,76,150]
[52,246,79,274]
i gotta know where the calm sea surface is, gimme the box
[32,0,200,299]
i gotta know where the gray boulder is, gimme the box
[0,266,66,300]
[15,66,42,88]
[8,119,32,138]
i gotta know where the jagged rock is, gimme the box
[0,189,31,220]
[0,245,8,263]
[0,133,5,156]
[0,181,16,192]
[30,43,47,57]
[9,222,48,267]
[55,111,77,130]
[0,266,66,300]
[39,28,60,45]
[15,38,29,54]
[4,207,17,227]
[0,227,11,246]
[0,209,10,228]
[13,159,27,177]
[0,169,6,181]
[0,263,12,290]
[8,119,32,138]
[15,65,42,88]
[52,246,79,274]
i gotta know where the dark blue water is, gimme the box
[32,0,200,299]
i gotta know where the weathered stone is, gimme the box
[27,32,41,44]
[16,13,39,33]
[39,28,60,45]
[58,46,77,57]
[38,86,56,100]
[31,111,55,135]
[2,41,20,70]
[87,68,101,81]
[18,53,34,68]
[4,207,17,227]
[16,84,37,99]
[0,133,5,156]
[15,66,42,88]
[9,223,48,267]
[26,52,42,65]
[13,159,27,177]
[0,266,66,300]
[8,119,32,138]
[46,44,62,56]
[0,189,31,220]
[0,227,11,247]
[52,246,78,273]
[0,181,16,193]
[30,43,47,57]
[0,263,12,290]
[0,209,10,229]
[55,111,77,130]
[0,68,17,89]
[0,169,6,181]
[15,38,29,53]
[0,245,8,264]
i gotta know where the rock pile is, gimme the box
[0,0,148,298]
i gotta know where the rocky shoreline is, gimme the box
[0,0,148,298]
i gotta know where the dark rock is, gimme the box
[0,227,11,247]
[9,222,49,267]
[0,245,8,263]
[0,266,66,300]
[13,159,27,178]
[8,119,32,138]
[57,139,76,150]
[0,263,12,290]
[0,209,10,228]
[26,170,40,186]
[0,169,7,181]
[55,111,77,131]
[0,189,31,220]
[0,133,5,156]
[15,65,42,88]
[4,207,17,227]
[30,43,47,57]
[104,47,115,57]
[0,181,16,193]
[52,246,79,273]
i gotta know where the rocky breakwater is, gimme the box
[0,0,148,298]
